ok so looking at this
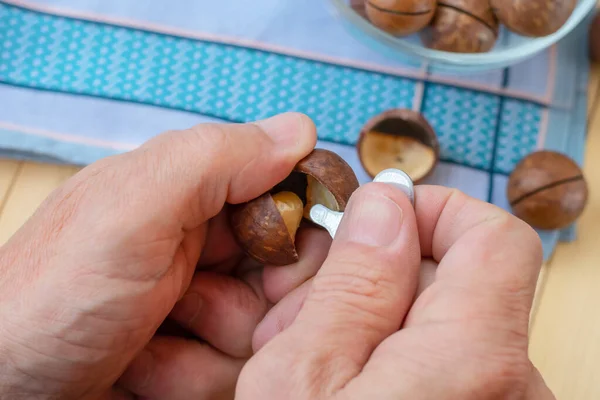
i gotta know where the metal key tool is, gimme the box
[309,168,414,238]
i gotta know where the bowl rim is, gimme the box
[330,0,597,66]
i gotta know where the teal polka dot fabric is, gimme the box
[421,84,501,171]
[0,3,416,146]
[0,0,593,261]
[0,2,543,175]
[496,100,542,174]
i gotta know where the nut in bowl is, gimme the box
[365,0,436,36]
[330,0,596,72]
[421,0,499,53]
[491,0,577,37]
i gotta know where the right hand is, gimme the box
[237,184,556,399]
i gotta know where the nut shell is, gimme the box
[507,151,588,230]
[295,148,359,212]
[442,0,497,21]
[491,0,576,37]
[366,0,437,36]
[357,109,439,182]
[230,193,299,266]
[421,0,498,53]
[230,149,360,266]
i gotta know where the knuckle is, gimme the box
[32,167,104,242]
[307,254,396,323]
[189,124,231,156]
[311,268,380,301]
[471,351,531,397]
[485,210,544,281]
[446,187,470,208]
[145,124,234,168]
[514,218,544,264]
[238,342,323,400]
[451,323,532,398]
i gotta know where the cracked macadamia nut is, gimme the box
[421,0,499,53]
[507,150,588,230]
[365,0,437,36]
[491,0,576,37]
[357,109,439,183]
[230,149,359,266]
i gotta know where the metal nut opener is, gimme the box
[309,168,414,238]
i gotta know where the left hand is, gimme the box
[0,113,325,399]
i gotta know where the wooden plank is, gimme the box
[0,160,21,209]
[0,162,79,244]
[588,63,600,117]
[530,60,599,327]
[529,70,600,399]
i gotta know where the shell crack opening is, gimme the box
[304,176,339,220]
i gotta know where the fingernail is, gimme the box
[171,292,202,326]
[343,194,403,247]
[373,169,415,206]
[254,113,306,146]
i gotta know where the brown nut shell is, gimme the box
[230,149,360,266]
[230,192,299,266]
[294,148,359,213]
[421,0,498,53]
[491,0,576,37]
[357,109,439,183]
[441,0,497,22]
[507,150,588,230]
[365,0,437,36]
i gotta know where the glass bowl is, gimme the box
[329,0,597,73]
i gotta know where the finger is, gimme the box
[406,186,543,326]
[176,224,207,299]
[291,182,421,378]
[169,270,268,358]
[118,336,244,400]
[256,226,380,351]
[116,112,317,230]
[416,258,437,297]
[526,367,556,399]
[255,257,428,352]
[253,278,312,352]
[155,317,197,340]
[262,227,331,303]
[109,387,135,400]
[197,207,243,268]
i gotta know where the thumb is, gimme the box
[294,182,420,382]
[241,183,421,398]
[64,112,317,232]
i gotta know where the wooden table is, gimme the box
[1,65,600,399]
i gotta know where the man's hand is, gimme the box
[0,113,321,399]
[238,183,556,399]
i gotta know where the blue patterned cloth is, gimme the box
[0,0,593,260]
